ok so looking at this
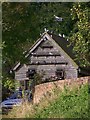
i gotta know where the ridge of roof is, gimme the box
[47,32,75,60]
[12,31,78,71]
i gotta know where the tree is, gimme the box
[2,2,72,66]
[2,2,74,99]
[69,3,90,67]
[2,2,72,75]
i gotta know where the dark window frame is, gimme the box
[56,69,64,80]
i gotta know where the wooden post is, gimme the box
[24,80,26,90]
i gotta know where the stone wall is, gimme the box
[33,76,89,104]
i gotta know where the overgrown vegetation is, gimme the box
[2,83,88,118]
[33,84,88,118]
[2,78,15,100]
[2,2,90,101]
[34,73,45,85]
[2,2,90,67]
[69,3,90,66]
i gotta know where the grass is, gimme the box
[2,83,89,118]
[32,84,88,118]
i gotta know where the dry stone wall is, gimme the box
[33,76,89,104]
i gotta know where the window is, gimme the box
[56,69,64,80]
[26,68,36,79]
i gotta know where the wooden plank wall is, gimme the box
[15,36,78,81]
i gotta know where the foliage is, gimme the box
[2,78,15,100]
[2,2,90,68]
[2,3,72,92]
[69,3,90,66]
[34,72,45,85]
[2,2,90,100]
[2,3,33,65]
[32,84,88,118]
[2,2,72,66]
[2,78,15,90]
[3,83,88,118]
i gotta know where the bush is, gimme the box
[34,73,44,85]
[33,84,88,118]
[2,78,15,100]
